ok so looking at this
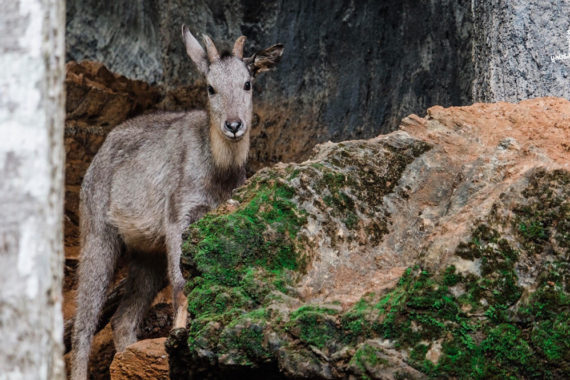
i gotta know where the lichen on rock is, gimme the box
[168,97,570,379]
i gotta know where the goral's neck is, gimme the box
[203,122,248,203]
[209,125,250,171]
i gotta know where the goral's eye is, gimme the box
[207,85,216,95]
[244,81,251,91]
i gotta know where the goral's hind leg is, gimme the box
[71,224,121,380]
[111,252,166,352]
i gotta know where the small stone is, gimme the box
[110,338,168,380]
[425,341,443,364]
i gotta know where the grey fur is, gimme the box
[70,27,283,380]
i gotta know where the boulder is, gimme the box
[168,97,570,379]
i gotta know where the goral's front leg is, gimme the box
[167,203,212,329]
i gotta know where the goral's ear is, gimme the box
[181,25,208,74]
[244,44,284,77]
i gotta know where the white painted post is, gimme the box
[0,0,66,379]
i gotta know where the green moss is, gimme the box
[388,270,523,378]
[377,269,462,346]
[432,335,486,379]
[187,283,251,317]
[287,306,341,349]
[481,324,535,377]
[290,305,340,316]
[221,309,272,363]
[341,298,376,343]
[287,168,300,180]
[233,326,269,363]
[341,255,568,378]
[518,220,547,241]
[181,179,307,362]
[218,317,272,366]
[342,211,358,229]
[339,267,483,377]
[531,316,569,361]
[183,181,306,289]
[443,265,460,286]
[318,168,361,230]
[322,172,347,188]
[455,225,523,312]
[350,343,390,380]
[514,169,570,252]
[518,262,570,372]
[410,343,429,362]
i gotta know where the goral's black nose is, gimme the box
[225,120,242,133]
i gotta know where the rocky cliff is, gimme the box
[472,0,570,102]
[164,97,570,379]
[66,0,473,168]
[66,0,570,170]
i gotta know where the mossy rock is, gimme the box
[167,131,570,380]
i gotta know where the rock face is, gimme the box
[66,0,474,168]
[66,1,570,169]
[472,0,570,102]
[168,97,570,379]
